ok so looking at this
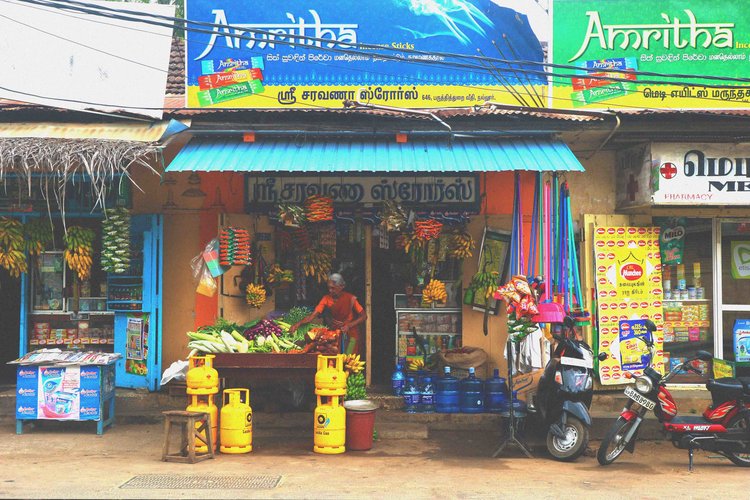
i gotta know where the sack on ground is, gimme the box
[437,346,488,377]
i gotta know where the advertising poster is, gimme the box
[16,365,101,421]
[125,314,149,377]
[730,241,750,279]
[657,217,686,265]
[552,0,750,110]
[186,0,546,109]
[594,227,664,385]
[733,319,750,362]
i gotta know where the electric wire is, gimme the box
[2,0,750,113]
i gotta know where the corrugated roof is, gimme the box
[0,121,187,142]
[166,137,584,173]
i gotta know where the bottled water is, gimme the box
[391,362,405,396]
[420,375,435,413]
[403,376,419,413]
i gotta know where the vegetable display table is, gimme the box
[212,353,319,381]
[15,362,116,435]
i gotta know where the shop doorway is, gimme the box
[371,243,410,386]
[0,272,21,384]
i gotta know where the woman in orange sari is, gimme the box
[289,273,367,354]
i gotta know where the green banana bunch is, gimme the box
[101,207,131,274]
[469,270,500,299]
[24,218,53,256]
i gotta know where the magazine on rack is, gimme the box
[7,348,122,366]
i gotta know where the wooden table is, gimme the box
[212,353,319,382]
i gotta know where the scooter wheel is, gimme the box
[725,414,750,467]
[597,416,636,465]
[547,416,588,461]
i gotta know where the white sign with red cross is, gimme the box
[652,143,750,205]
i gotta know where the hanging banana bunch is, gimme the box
[64,226,95,281]
[422,279,448,304]
[0,217,28,277]
[301,247,333,284]
[469,270,500,300]
[450,230,475,259]
[101,207,131,274]
[24,218,53,257]
[245,283,267,308]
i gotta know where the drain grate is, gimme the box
[120,474,281,490]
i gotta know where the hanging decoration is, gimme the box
[380,200,407,232]
[219,227,251,266]
[64,226,95,281]
[496,275,542,343]
[414,219,443,241]
[304,195,334,222]
[277,203,306,227]
[0,217,28,277]
[101,207,131,274]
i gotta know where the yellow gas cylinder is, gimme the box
[186,354,219,395]
[315,355,346,396]
[220,388,253,454]
[313,395,346,454]
[186,394,218,452]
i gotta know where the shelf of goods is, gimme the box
[393,294,461,363]
[107,274,144,312]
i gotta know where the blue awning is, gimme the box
[165,137,584,173]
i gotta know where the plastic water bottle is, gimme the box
[485,369,508,414]
[420,375,435,413]
[391,363,405,396]
[435,366,460,413]
[403,376,419,413]
[460,367,485,413]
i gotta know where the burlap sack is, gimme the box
[437,346,488,376]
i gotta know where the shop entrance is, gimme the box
[0,272,21,384]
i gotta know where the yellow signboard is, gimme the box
[594,226,664,385]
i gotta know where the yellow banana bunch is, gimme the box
[245,283,267,308]
[301,248,332,283]
[0,217,28,277]
[64,226,95,281]
[450,231,475,259]
[407,358,425,371]
[344,354,366,374]
[422,279,448,304]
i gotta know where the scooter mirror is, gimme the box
[695,350,713,361]
[563,316,575,329]
[644,319,657,332]
[598,352,608,361]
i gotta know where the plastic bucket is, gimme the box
[343,400,377,451]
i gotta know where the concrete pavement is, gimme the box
[1,420,745,499]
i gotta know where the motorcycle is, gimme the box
[528,316,607,461]
[597,320,750,470]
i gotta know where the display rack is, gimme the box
[393,293,461,365]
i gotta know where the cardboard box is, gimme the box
[514,369,545,402]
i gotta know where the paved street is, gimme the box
[1,421,747,499]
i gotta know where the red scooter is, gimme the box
[597,320,750,470]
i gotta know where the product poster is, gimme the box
[594,226,664,385]
[125,314,149,376]
[552,0,750,110]
[657,217,686,265]
[186,0,546,109]
[730,241,750,279]
[16,365,102,421]
[733,319,750,362]
[713,358,735,379]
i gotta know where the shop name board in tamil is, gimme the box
[246,175,478,207]
[683,149,750,192]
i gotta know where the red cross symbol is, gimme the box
[660,162,677,179]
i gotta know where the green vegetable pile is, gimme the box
[346,372,367,400]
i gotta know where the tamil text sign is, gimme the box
[552,0,750,110]
[186,0,544,109]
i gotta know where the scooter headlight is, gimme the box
[635,376,653,394]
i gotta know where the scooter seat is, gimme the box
[707,377,744,394]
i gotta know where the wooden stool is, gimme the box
[162,410,215,463]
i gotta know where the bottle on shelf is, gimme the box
[419,374,435,413]
[403,376,419,413]
[391,362,405,396]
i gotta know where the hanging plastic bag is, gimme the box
[191,247,217,297]
[202,238,226,277]
[160,359,189,386]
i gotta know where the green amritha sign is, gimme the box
[551,0,750,110]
